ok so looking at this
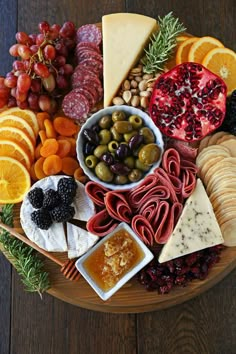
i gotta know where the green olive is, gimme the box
[108,140,119,153]
[135,158,150,171]
[128,115,143,129]
[94,144,108,159]
[114,175,129,185]
[113,121,133,134]
[95,161,114,182]
[133,143,145,157]
[98,129,112,145]
[124,156,135,169]
[112,110,126,122]
[85,155,98,169]
[99,115,112,129]
[139,127,155,143]
[110,126,123,141]
[123,130,138,142]
[128,169,143,182]
[138,144,161,165]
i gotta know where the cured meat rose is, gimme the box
[161,148,181,177]
[131,216,154,246]
[86,209,118,237]
[85,181,109,208]
[105,191,133,223]
[62,89,90,122]
[76,24,102,46]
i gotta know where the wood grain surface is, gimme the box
[1,0,236,353]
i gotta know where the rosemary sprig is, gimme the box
[0,204,50,298]
[142,12,186,74]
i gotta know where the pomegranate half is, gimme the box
[149,62,227,142]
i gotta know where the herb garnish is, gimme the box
[0,204,50,298]
[142,12,186,74]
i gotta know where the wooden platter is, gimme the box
[0,203,235,313]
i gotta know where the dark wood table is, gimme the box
[1,1,236,353]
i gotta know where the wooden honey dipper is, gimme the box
[0,221,81,281]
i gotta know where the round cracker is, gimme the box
[198,135,211,154]
[221,219,236,246]
[220,139,236,157]
[217,134,236,144]
[207,131,229,146]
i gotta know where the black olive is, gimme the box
[82,128,99,145]
[101,152,115,166]
[110,163,131,175]
[83,141,96,155]
[116,143,130,160]
[128,134,144,151]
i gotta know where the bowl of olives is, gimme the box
[76,105,164,190]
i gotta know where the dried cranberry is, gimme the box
[149,63,227,142]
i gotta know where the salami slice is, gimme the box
[131,215,154,246]
[76,24,102,46]
[162,148,181,177]
[76,42,101,54]
[72,86,96,110]
[76,50,103,64]
[86,209,118,237]
[127,174,158,210]
[105,191,133,223]
[78,58,103,79]
[85,181,109,207]
[181,170,197,198]
[62,89,90,121]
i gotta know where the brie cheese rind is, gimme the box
[66,222,99,259]
[158,179,224,263]
[20,175,96,252]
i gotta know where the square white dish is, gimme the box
[75,222,154,301]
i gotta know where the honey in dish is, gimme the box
[83,229,145,291]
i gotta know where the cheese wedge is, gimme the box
[158,179,224,263]
[102,13,157,107]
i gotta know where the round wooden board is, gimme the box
[1,204,235,313]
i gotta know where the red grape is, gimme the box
[28,92,39,110]
[16,31,29,44]
[29,34,37,44]
[38,94,51,111]
[30,78,41,93]
[38,21,50,34]
[30,44,39,54]
[59,21,76,38]
[0,87,10,99]
[56,75,68,89]
[53,55,66,67]
[0,98,7,108]
[42,74,56,92]
[59,63,73,76]
[7,96,17,108]
[43,44,56,60]
[13,60,25,72]
[17,100,29,109]
[49,24,61,39]
[18,44,31,60]
[4,75,17,88]
[36,33,45,46]
[9,44,20,57]
[34,62,50,78]
[16,88,28,102]
[17,73,31,93]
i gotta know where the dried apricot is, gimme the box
[58,136,77,156]
[43,155,62,175]
[39,130,47,144]
[61,156,79,175]
[44,119,57,138]
[40,138,59,157]
[35,142,43,159]
[36,112,51,130]
[53,116,79,136]
[34,157,47,179]
[57,139,71,158]
[30,163,38,181]
[73,167,84,180]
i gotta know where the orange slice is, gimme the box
[0,107,39,137]
[176,37,199,64]
[188,36,224,63]
[202,47,236,95]
[165,35,191,70]
[0,156,31,203]
[0,114,36,144]
[0,139,31,170]
[0,126,34,162]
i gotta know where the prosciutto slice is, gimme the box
[85,181,109,207]
[131,215,154,246]
[105,190,133,223]
[86,208,118,236]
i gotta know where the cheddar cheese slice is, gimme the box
[102,13,157,107]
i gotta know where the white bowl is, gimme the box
[75,222,154,301]
[76,105,164,190]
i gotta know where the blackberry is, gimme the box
[31,208,52,230]
[50,204,75,223]
[43,189,61,209]
[220,90,236,134]
[28,187,44,209]
[57,177,77,204]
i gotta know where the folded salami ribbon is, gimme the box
[181,169,197,198]
[131,215,155,246]
[105,190,133,223]
[127,174,158,210]
[161,148,181,177]
[153,168,179,203]
[85,181,110,207]
[86,208,118,236]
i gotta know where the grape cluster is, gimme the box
[0,21,76,113]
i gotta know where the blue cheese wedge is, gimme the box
[66,222,99,259]
[158,179,224,263]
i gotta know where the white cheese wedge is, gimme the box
[20,175,95,252]
[66,222,99,259]
[102,13,157,107]
[158,179,224,263]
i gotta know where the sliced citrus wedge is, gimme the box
[0,126,34,161]
[165,35,191,70]
[0,138,31,170]
[188,36,224,63]
[0,107,39,137]
[0,114,36,144]
[202,47,236,95]
[176,37,199,64]
[0,156,31,203]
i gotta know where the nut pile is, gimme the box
[112,63,161,110]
